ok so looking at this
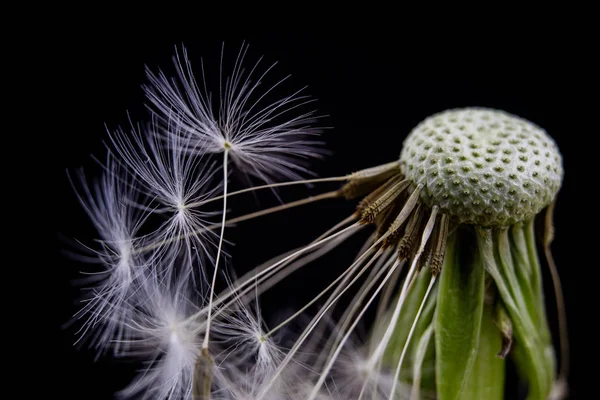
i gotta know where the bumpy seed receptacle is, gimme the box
[399,108,563,226]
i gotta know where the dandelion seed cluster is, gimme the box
[68,45,567,400]
[69,44,330,400]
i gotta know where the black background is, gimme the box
[41,30,592,399]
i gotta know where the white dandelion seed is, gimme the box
[143,43,328,357]
[210,297,288,400]
[69,155,150,356]
[119,275,205,400]
[326,346,413,400]
[144,43,325,184]
[107,117,221,285]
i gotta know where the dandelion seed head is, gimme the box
[400,107,563,226]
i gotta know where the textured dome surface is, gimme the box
[400,108,563,226]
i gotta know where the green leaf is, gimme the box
[435,229,485,400]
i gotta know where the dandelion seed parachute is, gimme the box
[144,43,325,184]
[106,119,222,285]
[118,274,205,400]
[68,155,150,356]
[142,43,328,357]
[69,44,331,400]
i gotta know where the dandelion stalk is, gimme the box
[203,148,229,349]
[185,175,348,208]
[134,188,341,254]
[434,229,486,400]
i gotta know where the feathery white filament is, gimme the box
[144,44,324,184]
[389,275,437,398]
[306,258,404,400]
[107,120,220,283]
[366,207,439,370]
[211,296,285,399]
[186,222,360,333]
[69,156,148,355]
[120,279,204,400]
[257,236,389,398]
[410,323,434,400]
[318,251,399,368]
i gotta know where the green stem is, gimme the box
[460,303,505,400]
[435,229,485,400]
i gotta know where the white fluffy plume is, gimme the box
[69,156,149,356]
[144,43,325,184]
